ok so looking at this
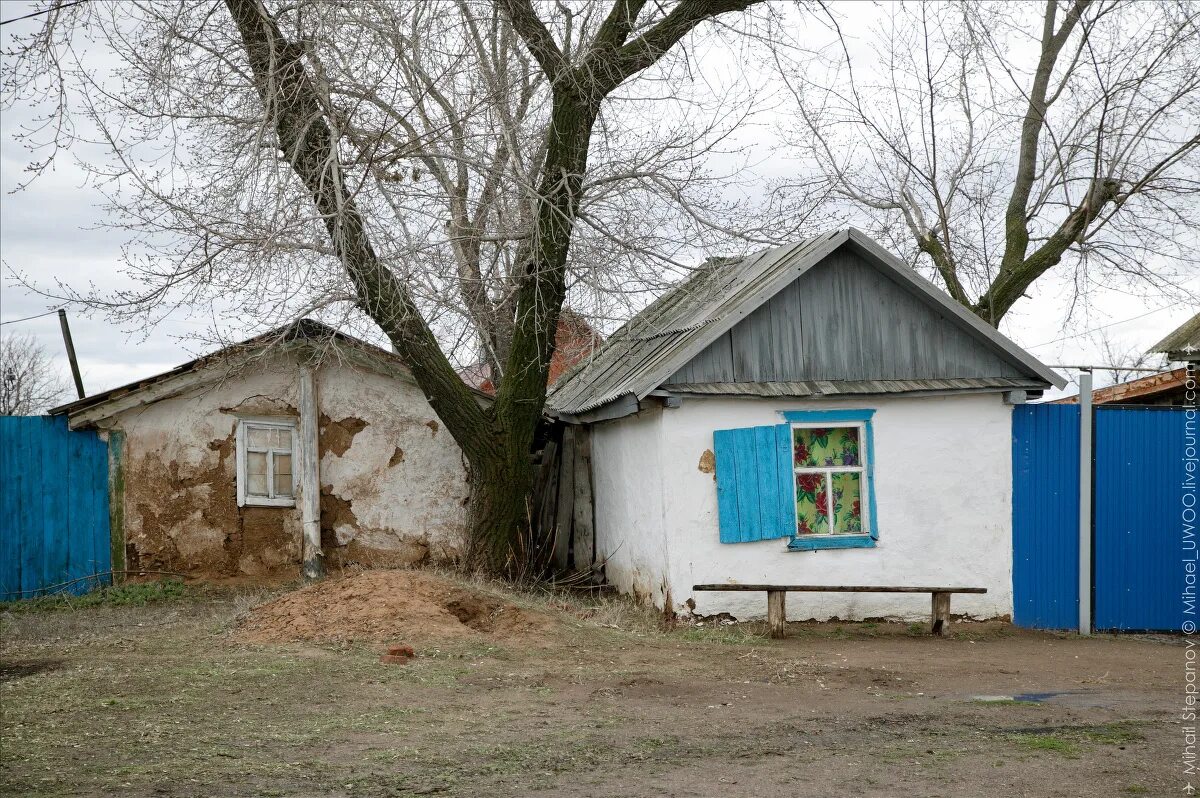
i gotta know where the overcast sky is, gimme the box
[1,1,1196,404]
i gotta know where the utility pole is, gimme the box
[58,309,85,399]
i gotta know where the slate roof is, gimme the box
[548,229,1064,417]
[51,319,490,422]
[1150,313,1200,361]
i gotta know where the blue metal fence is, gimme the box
[1013,402,1188,633]
[1094,407,1186,632]
[0,415,111,599]
[1012,404,1080,630]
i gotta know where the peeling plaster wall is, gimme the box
[593,393,1015,621]
[102,352,469,580]
[101,358,302,579]
[315,361,469,569]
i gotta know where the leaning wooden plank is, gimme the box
[571,426,595,570]
[692,584,987,593]
[551,426,576,571]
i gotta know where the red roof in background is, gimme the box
[1050,367,1189,405]
[460,309,603,396]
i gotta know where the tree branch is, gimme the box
[223,0,491,461]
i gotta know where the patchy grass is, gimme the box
[1011,734,1079,755]
[0,584,1174,798]
[1008,723,1145,759]
[0,578,188,612]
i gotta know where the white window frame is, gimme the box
[791,420,870,537]
[236,417,297,508]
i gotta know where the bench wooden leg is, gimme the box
[931,591,950,636]
[768,589,787,639]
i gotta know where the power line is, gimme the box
[0,308,63,326]
[0,0,88,27]
[1025,303,1184,349]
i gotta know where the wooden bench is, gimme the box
[691,584,988,638]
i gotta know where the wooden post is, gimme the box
[57,309,85,399]
[767,589,787,639]
[298,365,323,579]
[106,430,126,582]
[931,591,951,636]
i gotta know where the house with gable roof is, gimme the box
[548,229,1065,621]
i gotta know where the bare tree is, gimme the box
[0,333,68,415]
[1091,329,1168,386]
[776,0,1200,327]
[3,0,771,573]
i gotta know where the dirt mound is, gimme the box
[237,569,555,644]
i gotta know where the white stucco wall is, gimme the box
[592,393,1015,621]
[590,405,672,605]
[98,351,469,579]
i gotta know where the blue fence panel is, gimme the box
[0,415,110,599]
[1094,407,1187,632]
[1012,404,1080,630]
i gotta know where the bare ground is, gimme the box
[0,577,1181,798]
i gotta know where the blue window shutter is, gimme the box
[714,424,795,543]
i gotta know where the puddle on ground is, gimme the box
[970,690,1124,709]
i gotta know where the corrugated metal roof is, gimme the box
[549,228,1063,416]
[1149,312,1199,359]
[662,378,1043,398]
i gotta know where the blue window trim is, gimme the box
[788,534,876,551]
[778,408,879,550]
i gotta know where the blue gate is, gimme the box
[1012,404,1080,630]
[1013,402,1188,632]
[1094,407,1187,632]
[0,415,111,599]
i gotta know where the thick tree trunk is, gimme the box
[464,445,537,574]
[227,0,759,577]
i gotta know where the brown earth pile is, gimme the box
[237,569,555,644]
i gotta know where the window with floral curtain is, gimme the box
[793,424,866,537]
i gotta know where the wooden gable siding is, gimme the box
[666,249,1025,384]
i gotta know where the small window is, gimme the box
[792,423,867,537]
[237,419,296,507]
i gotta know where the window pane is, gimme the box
[794,472,829,535]
[794,426,860,468]
[246,426,270,448]
[247,474,268,496]
[273,471,293,497]
[832,472,863,534]
[271,428,291,450]
[246,451,268,475]
[274,453,292,476]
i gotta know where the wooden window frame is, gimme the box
[791,420,869,538]
[236,417,297,508]
[778,409,878,551]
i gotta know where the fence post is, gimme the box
[1078,370,1093,636]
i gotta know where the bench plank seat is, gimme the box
[692,585,986,593]
[691,584,988,638]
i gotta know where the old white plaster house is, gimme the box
[548,229,1065,622]
[52,321,477,580]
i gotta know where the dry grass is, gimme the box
[0,577,1176,798]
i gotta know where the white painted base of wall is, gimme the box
[591,393,1015,621]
